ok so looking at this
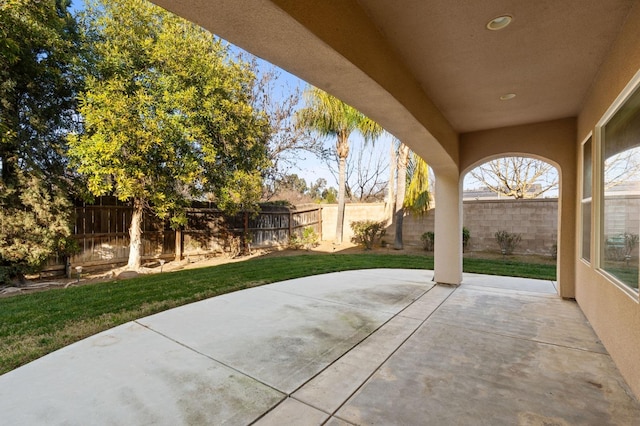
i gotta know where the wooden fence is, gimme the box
[44,200,322,275]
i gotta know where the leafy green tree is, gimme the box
[296,87,382,243]
[0,0,80,281]
[69,0,270,270]
[308,178,327,200]
[321,187,338,204]
[276,173,308,195]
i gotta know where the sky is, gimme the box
[247,56,396,189]
[67,0,559,196]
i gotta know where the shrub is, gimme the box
[421,228,469,252]
[350,220,386,250]
[421,231,435,251]
[462,227,470,252]
[289,233,303,250]
[625,232,639,260]
[290,227,319,250]
[495,230,522,255]
[605,232,639,261]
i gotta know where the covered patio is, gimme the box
[1,270,637,424]
[149,0,640,398]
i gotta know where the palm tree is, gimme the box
[404,152,432,216]
[297,87,383,244]
[384,140,397,226]
[393,146,432,249]
[393,143,410,249]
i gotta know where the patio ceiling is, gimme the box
[151,0,637,170]
[357,0,635,133]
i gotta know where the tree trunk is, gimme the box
[385,141,396,227]
[335,133,349,244]
[127,198,143,270]
[394,144,410,250]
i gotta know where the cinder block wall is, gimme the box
[461,199,558,255]
[321,199,560,255]
[603,195,640,237]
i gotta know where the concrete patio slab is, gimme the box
[1,270,638,425]
[463,272,558,294]
[264,269,433,314]
[255,397,329,426]
[137,270,431,393]
[335,320,638,425]
[291,285,454,414]
[0,322,284,425]
[432,286,606,353]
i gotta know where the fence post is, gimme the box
[318,207,323,241]
[289,209,293,240]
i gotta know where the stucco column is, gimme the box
[557,173,576,298]
[434,173,463,285]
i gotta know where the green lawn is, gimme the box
[0,253,556,375]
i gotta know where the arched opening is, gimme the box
[461,155,561,283]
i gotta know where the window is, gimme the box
[581,136,592,262]
[601,82,640,293]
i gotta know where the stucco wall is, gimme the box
[321,203,387,244]
[575,2,640,399]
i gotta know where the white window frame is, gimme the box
[595,69,640,299]
[580,134,593,264]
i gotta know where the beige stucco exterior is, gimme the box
[460,119,577,298]
[575,3,640,400]
[150,0,640,398]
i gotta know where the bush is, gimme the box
[350,220,386,250]
[290,227,319,250]
[462,227,470,252]
[495,230,522,255]
[421,228,470,252]
[421,231,435,251]
[625,232,639,259]
[289,234,303,250]
[605,232,639,261]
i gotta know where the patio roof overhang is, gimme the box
[150,0,636,178]
[130,0,640,398]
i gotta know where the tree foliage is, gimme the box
[469,157,557,199]
[404,152,432,216]
[350,220,386,250]
[296,87,383,243]
[69,0,270,269]
[0,0,79,281]
[267,174,338,204]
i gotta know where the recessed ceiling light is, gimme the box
[487,15,512,31]
[500,93,516,100]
